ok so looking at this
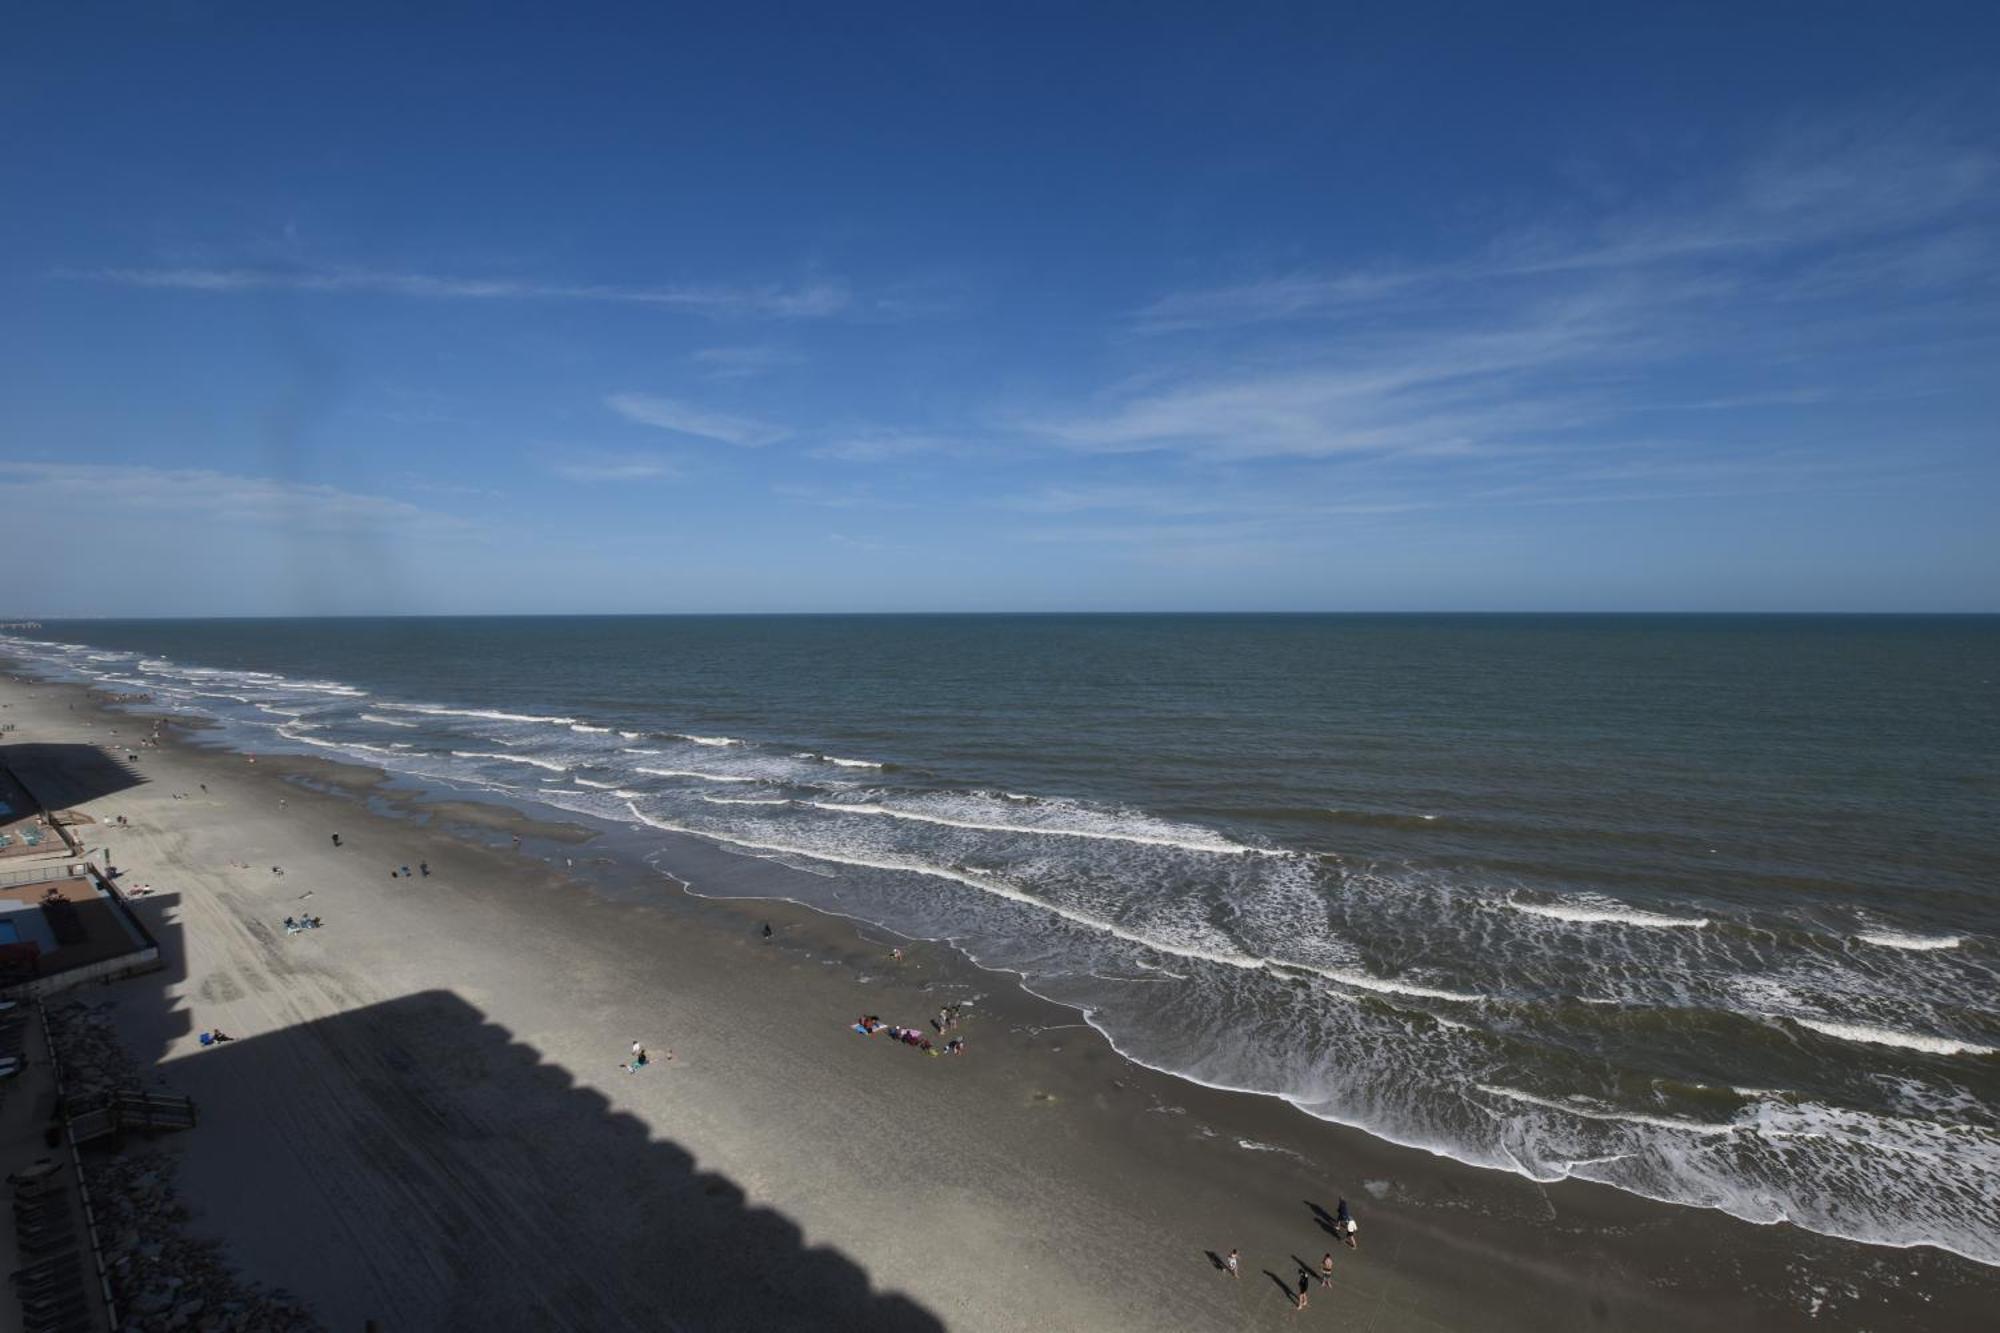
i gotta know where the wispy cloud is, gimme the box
[772,481,903,509]
[73,266,851,318]
[605,393,789,447]
[547,450,682,483]
[1047,119,1997,494]
[691,345,806,379]
[0,461,468,533]
[1134,119,1996,332]
[807,430,966,463]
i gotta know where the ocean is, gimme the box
[5,614,1996,1265]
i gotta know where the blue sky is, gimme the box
[3,3,1996,614]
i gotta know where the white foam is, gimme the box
[700,795,791,805]
[283,680,368,697]
[380,703,577,725]
[619,747,662,755]
[680,734,741,747]
[619,731,644,740]
[277,728,329,746]
[795,751,886,769]
[803,799,1281,857]
[570,724,612,734]
[1321,970,1487,1003]
[572,776,623,789]
[1793,1019,1995,1058]
[622,800,1475,1002]
[1476,1085,1739,1136]
[1510,898,1710,929]
[451,751,570,774]
[360,713,421,728]
[623,801,1263,971]
[634,767,761,784]
[1856,930,1965,952]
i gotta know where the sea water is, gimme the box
[6,614,1996,1263]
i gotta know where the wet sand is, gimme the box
[1,671,1991,1331]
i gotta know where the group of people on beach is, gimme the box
[1222,1199,1359,1312]
[853,1014,966,1057]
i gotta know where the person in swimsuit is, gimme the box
[1225,1248,1240,1279]
[1336,1198,1358,1249]
[1320,1252,1333,1285]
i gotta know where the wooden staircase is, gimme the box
[64,1089,198,1145]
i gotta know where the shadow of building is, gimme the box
[2,743,149,814]
[71,950,943,1331]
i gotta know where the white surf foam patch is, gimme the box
[1477,1085,1739,1137]
[622,800,1478,1002]
[619,747,661,755]
[619,731,644,740]
[623,800,1268,971]
[1510,898,1711,929]
[792,752,885,769]
[451,751,570,774]
[1793,1019,1996,1058]
[1321,970,1487,1003]
[282,680,368,697]
[679,734,741,747]
[277,727,399,759]
[380,703,577,725]
[572,776,624,789]
[360,713,421,728]
[699,795,791,806]
[1857,930,1965,952]
[803,799,1282,857]
[570,724,612,734]
[634,767,762,784]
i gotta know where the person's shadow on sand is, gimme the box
[1307,1198,1341,1237]
[1203,1250,1228,1273]
[1262,1269,1295,1304]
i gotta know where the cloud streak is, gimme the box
[547,450,682,483]
[605,393,789,447]
[73,266,850,318]
[0,461,467,533]
[1133,118,1996,332]
[692,345,806,378]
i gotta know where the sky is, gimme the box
[3,2,1996,615]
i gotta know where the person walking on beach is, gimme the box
[622,1041,648,1073]
[1295,1272,1310,1312]
[1320,1252,1334,1286]
[1336,1198,1358,1250]
[330,833,341,848]
[1225,1248,1240,1280]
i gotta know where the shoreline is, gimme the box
[3,667,1992,1329]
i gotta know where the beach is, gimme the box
[1,669,1992,1331]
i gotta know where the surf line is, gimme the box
[802,799,1291,857]
[622,801,1484,1003]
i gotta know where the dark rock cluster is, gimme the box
[46,1003,322,1333]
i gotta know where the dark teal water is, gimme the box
[7,615,1997,1262]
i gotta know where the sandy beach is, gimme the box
[1,670,1991,1332]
